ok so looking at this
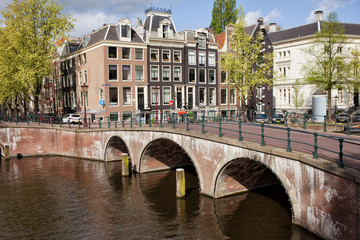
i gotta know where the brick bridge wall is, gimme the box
[0,125,359,240]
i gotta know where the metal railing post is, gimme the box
[338,138,344,168]
[238,117,243,141]
[303,113,306,129]
[218,117,222,137]
[313,132,319,159]
[172,113,175,129]
[201,115,205,134]
[149,113,152,127]
[323,115,327,132]
[88,118,91,128]
[139,115,142,127]
[160,112,163,128]
[284,112,288,127]
[186,114,189,131]
[260,123,265,146]
[286,127,292,152]
[130,113,133,128]
[122,114,125,128]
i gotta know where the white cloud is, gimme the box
[306,0,357,22]
[246,8,282,25]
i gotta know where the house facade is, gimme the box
[269,11,360,114]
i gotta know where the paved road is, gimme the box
[2,121,360,171]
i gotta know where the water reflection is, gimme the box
[0,157,322,239]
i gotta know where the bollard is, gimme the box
[122,114,125,128]
[313,133,319,159]
[130,114,133,128]
[88,118,91,129]
[160,112,163,128]
[186,114,189,131]
[284,112,288,127]
[176,168,185,198]
[303,113,307,129]
[201,115,205,134]
[323,115,327,132]
[122,153,130,176]
[4,144,10,161]
[108,116,110,128]
[172,113,175,129]
[346,121,350,135]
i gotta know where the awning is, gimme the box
[178,111,187,116]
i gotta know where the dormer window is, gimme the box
[121,25,130,38]
[198,35,206,49]
[163,25,169,38]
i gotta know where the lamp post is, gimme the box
[81,83,89,127]
[334,95,338,121]
[153,86,160,124]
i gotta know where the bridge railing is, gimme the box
[1,112,359,168]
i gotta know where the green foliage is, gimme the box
[0,0,75,114]
[210,0,238,34]
[220,7,273,110]
[301,11,348,114]
[292,79,304,111]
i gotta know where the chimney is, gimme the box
[314,10,323,22]
[257,18,264,24]
[269,23,277,32]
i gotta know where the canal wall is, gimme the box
[0,125,359,240]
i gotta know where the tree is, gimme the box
[210,0,238,34]
[221,7,273,115]
[301,12,348,116]
[292,79,305,111]
[0,0,75,115]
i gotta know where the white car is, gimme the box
[62,114,82,124]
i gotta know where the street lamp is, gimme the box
[334,95,339,121]
[152,86,160,124]
[81,83,89,127]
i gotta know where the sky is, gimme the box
[0,0,359,37]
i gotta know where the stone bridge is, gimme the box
[0,125,359,240]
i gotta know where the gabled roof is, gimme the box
[269,21,360,43]
[214,32,225,49]
[78,24,145,50]
[144,14,176,33]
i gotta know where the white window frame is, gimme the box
[209,69,216,84]
[150,49,159,62]
[199,52,206,67]
[188,51,196,65]
[122,65,131,81]
[174,66,182,82]
[162,50,171,62]
[135,65,144,81]
[123,87,132,106]
[199,68,206,84]
[188,68,196,83]
[150,65,159,82]
[135,48,144,61]
[173,50,181,63]
[220,88,227,105]
[163,86,171,105]
[109,64,118,81]
[162,66,171,82]
[208,52,215,66]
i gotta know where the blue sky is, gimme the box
[1,0,359,37]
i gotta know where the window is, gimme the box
[162,50,170,62]
[151,87,160,105]
[84,70,88,84]
[189,68,196,83]
[122,65,131,81]
[150,49,159,62]
[78,71,82,85]
[110,112,118,121]
[174,50,181,63]
[199,52,206,66]
[109,87,118,105]
[209,69,215,84]
[163,24,169,38]
[199,69,206,83]
[230,89,236,104]
[108,47,117,58]
[135,48,143,60]
[198,35,206,48]
[188,51,196,65]
[162,66,170,81]
[151,66,159,81]
[109,65,117,81]
[174,67,181,81]
[123,87,131,105]
[221,89,227,104]
[221,71,226,83]
[199,88,206,104]
[209,88,216,105]
[256,87,263,98]
[121,25,130,38]
[187,87,194,109]
[135,65,144,81]
[209,52,215,66]
[122,48,130,59]
[83,54,86,64]
[163,87,171,104]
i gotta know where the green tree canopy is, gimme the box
[0,0,75,114]
[221,7,273,112]
[301,11,348,115]
[210,0,238,34]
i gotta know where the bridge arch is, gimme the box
[213,155,295,219]
[138,137,205,191]
[104,136,131,162]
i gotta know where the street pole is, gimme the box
[81,83,88,127]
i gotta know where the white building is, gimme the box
[269,11,360,114]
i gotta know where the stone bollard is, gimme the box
[176,168,185,198]
[4,144,10,160]
[122,153,130,177]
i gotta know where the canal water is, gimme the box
[0,157,322,239]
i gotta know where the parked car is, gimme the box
[62,114,82,124]
[271,114,284,124]
[352,112,360,122]
[255,114,268,123]
[336,113,350,123]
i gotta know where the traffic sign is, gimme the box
[169,100,173,106]
[100,100,105,106]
